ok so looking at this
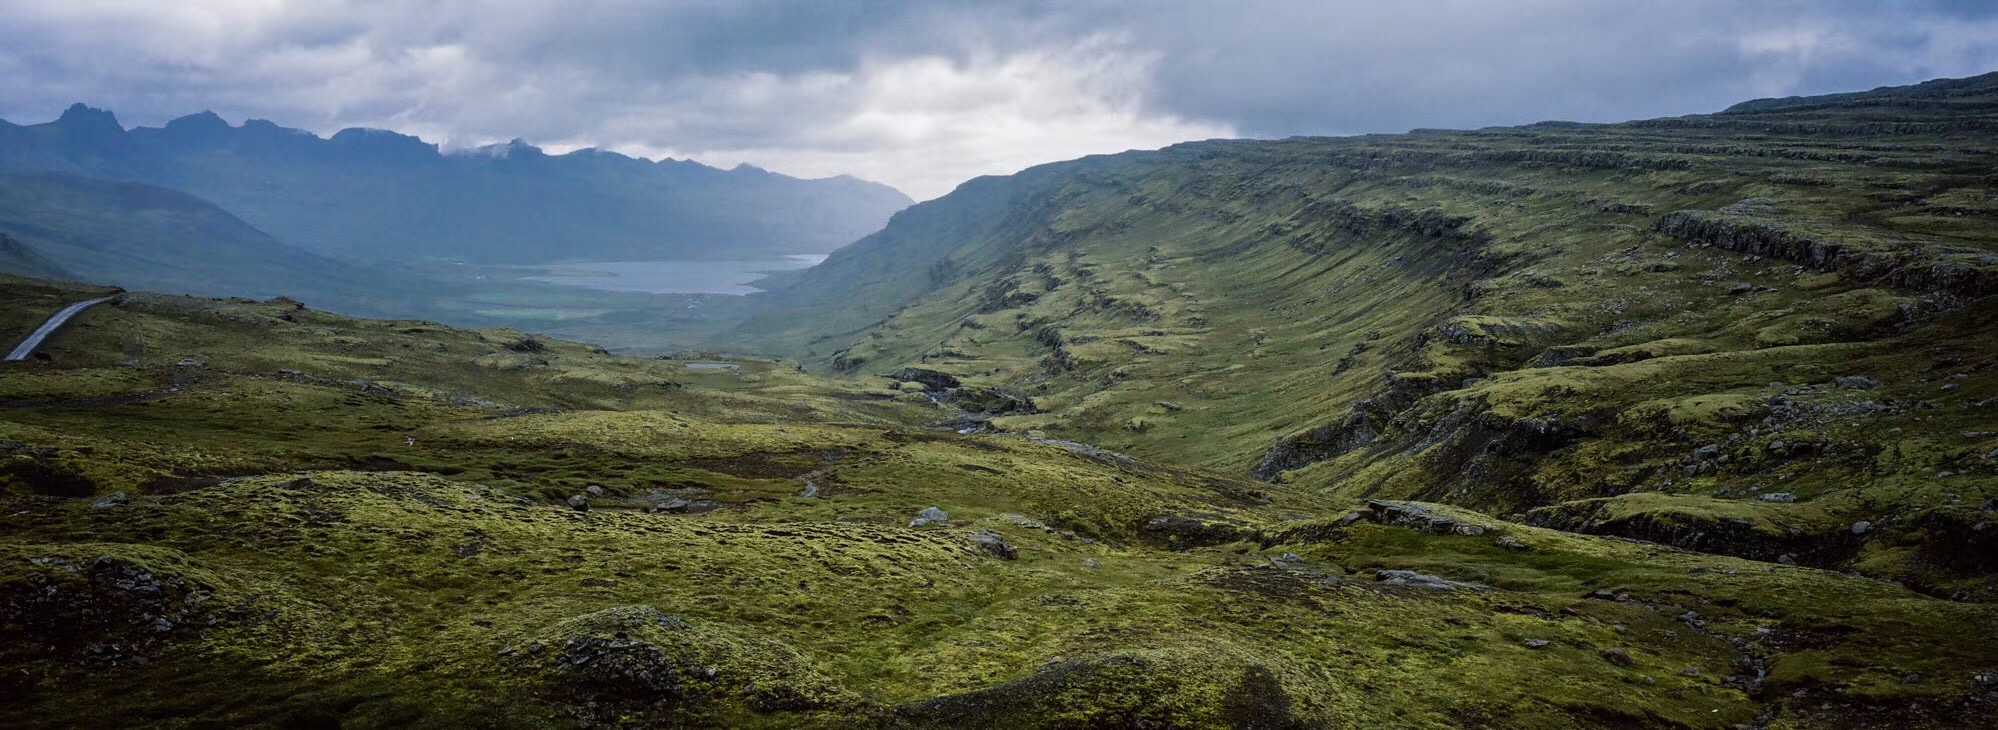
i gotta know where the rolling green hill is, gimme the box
[2,274,1994,727]
[692,72,1998,603]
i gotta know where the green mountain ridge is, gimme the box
[684,71,1998,601]
[1,71,1996,728]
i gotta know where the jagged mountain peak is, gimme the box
[0,103,913,262]
[57,102,119,126]
[54,103,124,138]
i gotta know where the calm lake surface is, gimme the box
[524,255,828,295]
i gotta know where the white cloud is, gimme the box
[0,1,1994,201]
[615,37,1235,199]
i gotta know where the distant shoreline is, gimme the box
[518,256,828,295]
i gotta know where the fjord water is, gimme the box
[522,255,828,295]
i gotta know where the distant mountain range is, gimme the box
[0,104,912,263]
[6,72,1998,729]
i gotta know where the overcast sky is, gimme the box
[3,1,1996,200]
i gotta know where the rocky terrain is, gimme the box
[1,71,1997,729]
[714,72,1998,607]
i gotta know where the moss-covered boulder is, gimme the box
[510,605,855,724]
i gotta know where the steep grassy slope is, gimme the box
[715,73,1998,601]
[4,278,1994,727]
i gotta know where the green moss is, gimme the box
[10,72,1998,727]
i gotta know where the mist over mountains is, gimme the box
[0,170,445,318]
[5,70,1998,727]
[1,3,1997,719]
[0,104,912,264]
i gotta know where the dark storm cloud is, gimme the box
[0,1,1993,198]
[1066,0,1998,136]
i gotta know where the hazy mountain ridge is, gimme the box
[2,72,1997,729]
[0,232,70,281]
[0,170,457,318]
[0,104,913,263]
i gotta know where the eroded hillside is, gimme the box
[4,275,1995,726]
[725,73,1998,603]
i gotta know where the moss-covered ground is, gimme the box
[7,74,1998,727]
[0,276,1992,727]
[694,73,1998,606]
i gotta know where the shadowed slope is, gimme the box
[700,72,1998,600]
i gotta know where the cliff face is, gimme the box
[1653,207,1998,297]
[728,72,1998,599]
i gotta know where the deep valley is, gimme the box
[2,70,1997,729]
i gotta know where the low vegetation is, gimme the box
[703,72,1998,607]
[4,72,1998,728]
